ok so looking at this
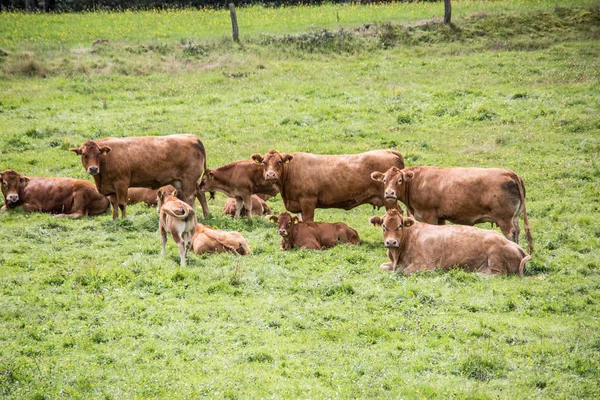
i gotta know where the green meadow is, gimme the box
[1,1,599,398]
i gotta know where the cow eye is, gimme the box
[1,180,6,186]
[382,178,387,184]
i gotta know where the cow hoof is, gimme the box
[379,263,394,272]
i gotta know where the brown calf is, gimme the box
[158,189,197,267]
[371,166,533,253]
[370,209,531,276]
[192,224,251,256]
[0,169,109,218]
[127,185,177,207]
[223,195,272,218]
[270,212,360,250]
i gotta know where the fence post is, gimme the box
[444,0,451,24]
[229,3,240,43]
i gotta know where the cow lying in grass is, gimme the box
[270,212,360,250]
[369,209,531,276]
[192,224,251,256]
[0,169,110,218]
[158,187,197,267]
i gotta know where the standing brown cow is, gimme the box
[197,160,279,219]
[70,134,208,219]
[0,169,110,218]
[371,166,533,253]
[251,149,404,222]
[370,209,531,276]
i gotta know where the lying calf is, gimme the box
[192,223,251,256]
[223,194,272,218]
[158,188,197,266]
[370,209,531,276]
[0,169,109,218]
[270,212,360,250]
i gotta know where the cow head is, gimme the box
[370,209,415,248]
[270,212,298,238]
[0,169,29,205]
[197,170,217,200]
[251,150,293,182]
[371,167,414,201]
[70,141,111,176]
[156,185,179,211]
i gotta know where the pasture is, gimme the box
[1,0,599,398]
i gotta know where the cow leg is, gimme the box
[242,195,253,220]
[498,219,518,244]
[234,197,244,219]
[196,191,209,218]
[171,233,187,267]
[300,239,321,250]
[108,194,119,219]
[512,215,521,244]
[379,262,394,272]
[114,184,128,218]
[56,191,86,218]
[299,199,317,222]
[402,263,431,275]
[160,228,168,256]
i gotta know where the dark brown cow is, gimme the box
[270,212,360,250]
[0,169,110,218]
[223,195,272,218]
[371,166,533,253]
[197,160,278,219]
[70,134,208,219]
[251,149,405,222]
[370,209,531,276]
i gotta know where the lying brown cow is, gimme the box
[371,166,533,253]
[0,169,109,218]
[127,185,177,207]
[71,134,208,219]
[158,188,197,267]
[370,209,531,276]
[251,149,404,222]
[192,224,251,256]
[223,195,272,218]
[270,212,360,250]
[197,160,279,219]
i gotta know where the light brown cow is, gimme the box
[251,149,404,222]
[270,212,360,250]
[369,209,531,276]
[0,169,110,218]
[197,160,279,219]
[223,195,272,218]
[70,134,208,219]
[371,166,533,253]
[127,185,178,207]
[158,189,197,267]
[192,224,251,256]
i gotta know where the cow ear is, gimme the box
[371,171,384,182]
[19,176,30,187]
[100,146,111,155]
[292,216,299,224]
[369,216,383,226]
[269,215,279,223]
[282,154,294,164]
[157,189,164,201]
[70,147,83,156]
[404,171,414,181]
[403,217,416,228]
[251,154,263,164]
[206,170,214,179]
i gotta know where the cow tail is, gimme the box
[163,204,192,220]
[390,150,406,170]
[515,173,533,255]
[519,254,531,277]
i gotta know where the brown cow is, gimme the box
[251,149,404,222]
[197,160,279,219]
[70,134,208,219]
[0,169,110,218]
[192,224,251,256]
[127,185,178,207]
[270,212,360,250]
[370,209,531,276]
[223,195,272,218]
[158,188,197,267]
[371,166,533,253]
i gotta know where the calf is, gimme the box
[370,209,531,276]
[251,149,404,222]
[371,166,533,253]
[197,160,279,219]
[0,169,109,218]
[158,188,197,267]
[223,195,272,218]
[127,185,177,207]
[70,134,208,219]
[270,212,360,250]
[192,224,251,256]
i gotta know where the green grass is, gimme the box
[1,1,599,398]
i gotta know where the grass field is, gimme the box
[1,1,599,398]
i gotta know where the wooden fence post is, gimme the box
[229,3,240,43]
[444,0,451,24]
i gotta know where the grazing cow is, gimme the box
[223,195,272,218]
[197,160,279,219]
[0,169,109,218]
[192,224,251,256]
[370,209,531,276]
[70,134,208,219]
[158,188,197,267]
[371,166,533,253]
[251,149,404,222]
[270,212,360,250]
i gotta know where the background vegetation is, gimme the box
[1,0,599,398]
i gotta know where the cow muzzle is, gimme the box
[278,229,288,237]
[265,171,278,181]
[384,190,397,200]
[87,166,99,175]
[6,193,19,203]
[384,238,400,248]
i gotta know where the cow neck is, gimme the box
[277,164,290,195]
[403,170,415,216]
[286,223,296,249]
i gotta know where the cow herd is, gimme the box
[1,133,533,276]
